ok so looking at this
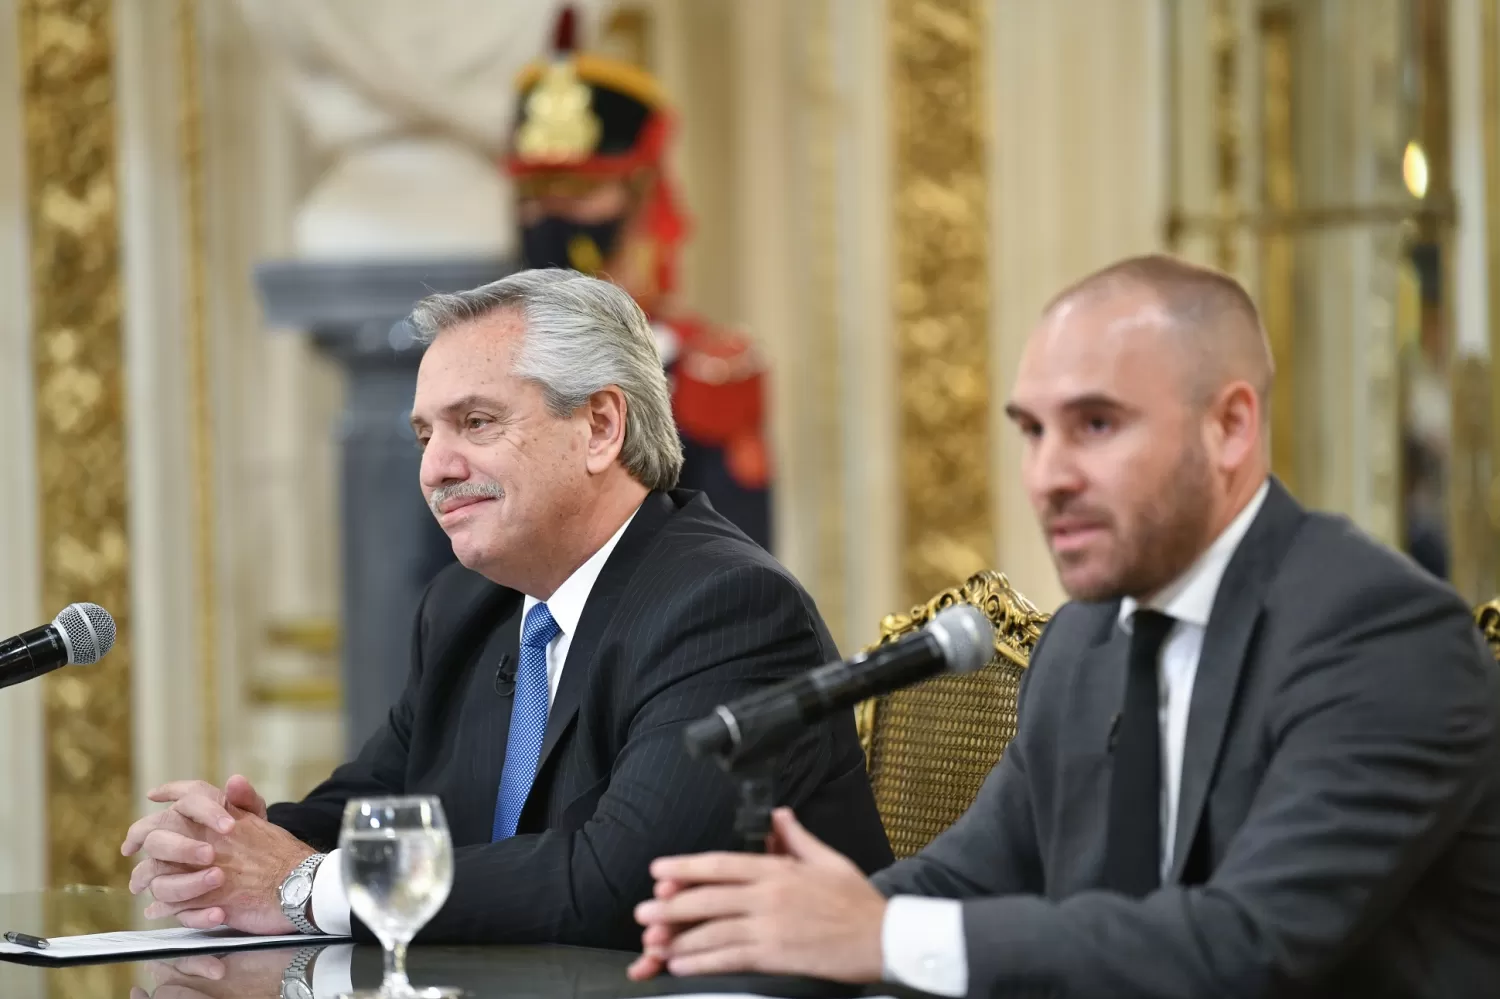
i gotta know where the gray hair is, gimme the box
[409,269,683,491]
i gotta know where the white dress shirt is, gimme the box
[307,505,640,952]
[882,481,1270,996]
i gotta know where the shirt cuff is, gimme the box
[310,849,353,937]
[310,943,355,998]
[880,895,968,998]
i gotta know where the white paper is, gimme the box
[0,926,350,962]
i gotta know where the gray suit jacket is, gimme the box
[872,479,1500,998]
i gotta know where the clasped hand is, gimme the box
[121,774,315,934]
[628,807,888,983]
[131,947,301,999]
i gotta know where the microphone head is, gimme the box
[925,604,994,675]
[52,603,117,665]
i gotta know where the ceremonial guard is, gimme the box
[502,8,771,548]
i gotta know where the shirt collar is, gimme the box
[1119,478,1269,632]
[523,503,641,639]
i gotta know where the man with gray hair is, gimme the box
[120,269,892,952]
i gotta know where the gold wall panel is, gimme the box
[889,0,994,606]
[20,0,134,890]
[1476,0,1500,599]
[805,0,846,645]
[175,0,219,782]
[1211,0,1241,272]
[1258,3,1299,494]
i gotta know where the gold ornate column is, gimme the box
[20,0,134,888]
[890,0,994,606]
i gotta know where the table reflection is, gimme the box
[0,892,865,999]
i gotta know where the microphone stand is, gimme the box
[730,763,776,854]
[705,746,780,854]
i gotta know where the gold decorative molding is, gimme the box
[889,0,993,608]
[175,0,219,783]
[247,676,341,710]
[21,0,134,891]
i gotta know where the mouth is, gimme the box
[437,495,496,518]
[1046,521,1109,554]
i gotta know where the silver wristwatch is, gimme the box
[281,945,320,999]
[279,853,327,935]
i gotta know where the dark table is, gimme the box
[0,892,884,999]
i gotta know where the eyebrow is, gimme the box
[410,394,509,432]
[1004,393,1130,421]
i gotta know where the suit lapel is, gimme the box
[1076,617,1131,756]
[452,599,522,845]
[533,491,677,779]
[1168,478,1304,881]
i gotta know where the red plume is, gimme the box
[553,5,578,55]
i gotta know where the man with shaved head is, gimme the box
[630,254,1500,997]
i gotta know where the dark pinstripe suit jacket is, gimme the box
[268,489,893,948]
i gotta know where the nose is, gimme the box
[419,429,470,492]
[1024,431,1085,510]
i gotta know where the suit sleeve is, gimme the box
[411,563,837,949]
[265,590,427,851]
[870,622,1053,900]
[959,578,1498,998]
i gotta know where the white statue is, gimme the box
[235,0,609,258]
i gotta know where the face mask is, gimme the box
[520,215,625,274]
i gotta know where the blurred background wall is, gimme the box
[1,0,1497,892]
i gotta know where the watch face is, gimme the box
[282,873,312,908]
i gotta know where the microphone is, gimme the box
[683,603,994,763]
[494,654,515,696]
[0,603,117,692]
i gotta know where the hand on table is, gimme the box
[122,774,315,935]
[130,946,303,999]
[628,807,887,983]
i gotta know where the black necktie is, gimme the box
[1102,608,1175,897]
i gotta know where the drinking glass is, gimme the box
[338,795,462,998]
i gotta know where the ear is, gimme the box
[583,386,629,475]
[1206,380,1260,471]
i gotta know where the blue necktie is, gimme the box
[492,602,560,841]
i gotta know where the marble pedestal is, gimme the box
[255,257,514,754]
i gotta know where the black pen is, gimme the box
[4,931,49,950]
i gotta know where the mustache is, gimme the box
[428,480,504,517]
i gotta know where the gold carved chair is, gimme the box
[854,570,1051,859]
[1477,598,1500,661]
[854,581,1500,860]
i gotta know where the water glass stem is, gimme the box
[383,939,411,995]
